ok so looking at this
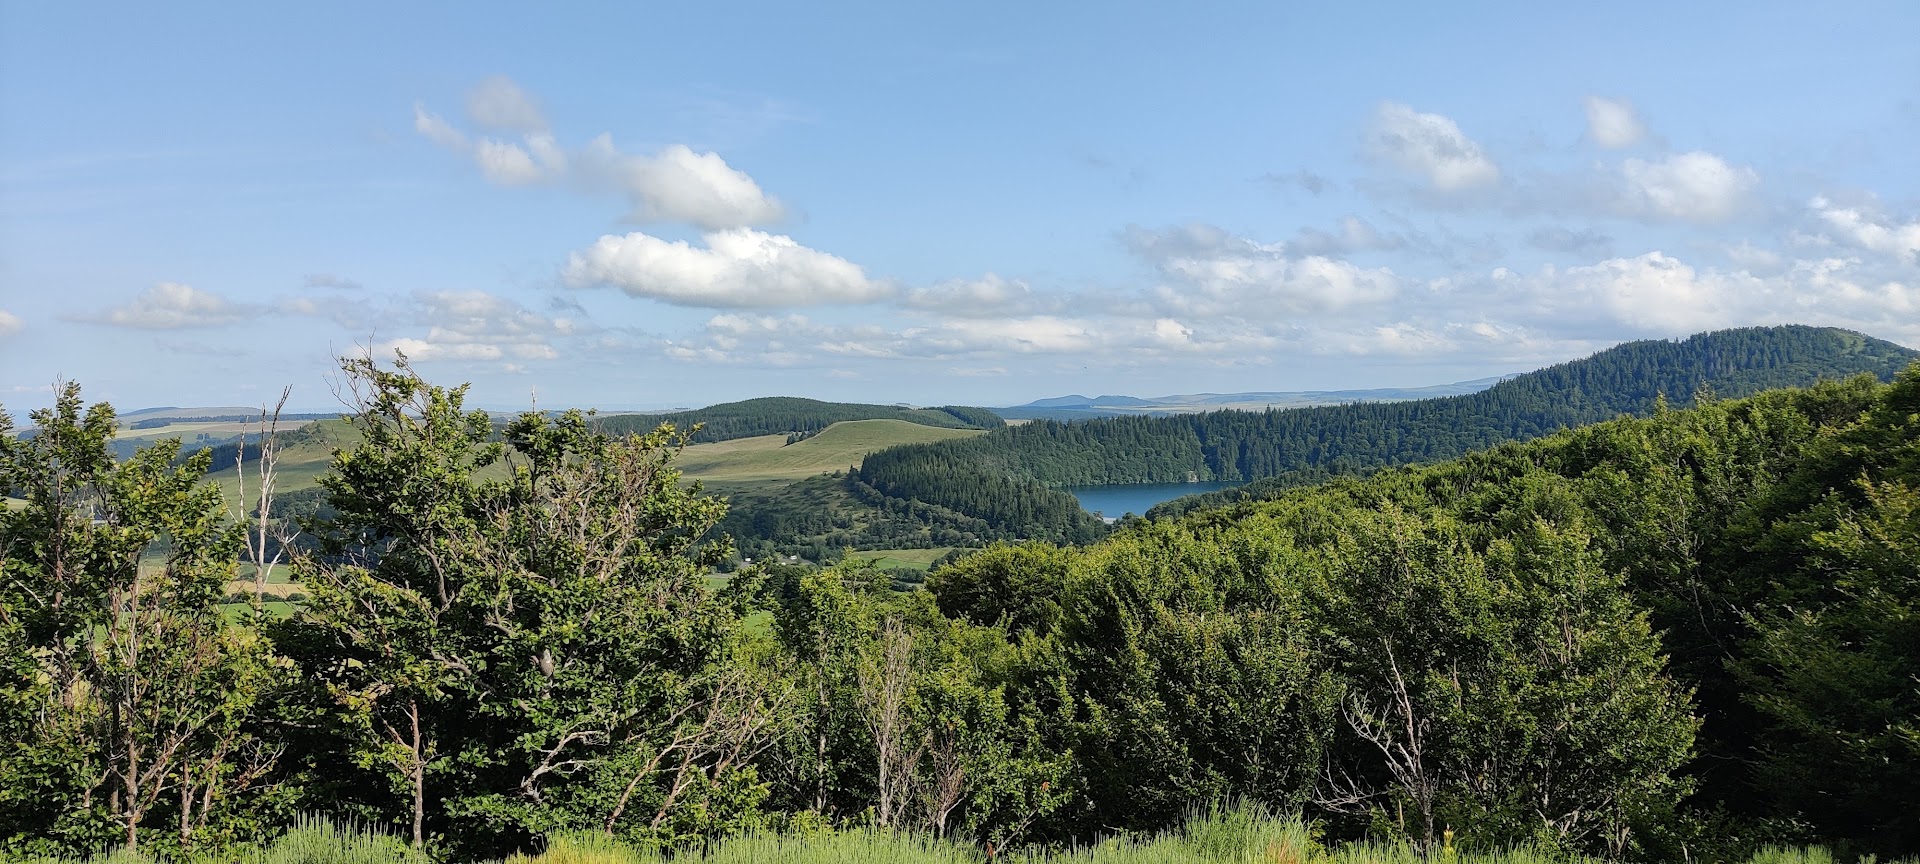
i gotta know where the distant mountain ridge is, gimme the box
[1000,376,1518,419]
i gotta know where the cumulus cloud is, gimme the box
[1810,197,1920,264]
[577,138,784,228]
[901,274,1039,317]
[564,229,891,307]
[1368,102,1500,191]
[1617,151,1758,223]
[1484,249,1918,342]
[658,310,1285,369]
[86,283,258,329]
[375,290,571,363]
[1560,252,1759,332]
[0,309,21,336]
[1316,322,1464,356]
[413,78,783,229]
[473,133,566,185]
[1584,97,1645,148]
[465,75,546,132]
[1125,224,1398,317]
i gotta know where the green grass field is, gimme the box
[114,419,259,444]
[15,806,1874,864]
[846,547,956,570]
[671,419,982,482]
[189,417,979,501]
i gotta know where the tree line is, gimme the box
[2,355,1916,860]
[858,326,1918,530]
[593,397,1002,445]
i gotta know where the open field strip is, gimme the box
[671,419,983,481]
[846,547,957,570]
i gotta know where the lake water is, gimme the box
[1064,481,1243,519]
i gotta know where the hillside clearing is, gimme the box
[672,419,983,482]
[847,547,956,570]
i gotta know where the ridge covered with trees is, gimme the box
[594,397,1003,444]
[857,326,1916,529]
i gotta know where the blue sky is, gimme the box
[2,2,1916,412]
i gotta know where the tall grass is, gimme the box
[12,809,1908,864]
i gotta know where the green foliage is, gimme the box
[927,542,1073,638]
[1731,369,1920,853]
[718,472,1101,566]
[0,384,287,855]
[756,562,1072,846]
[278,355,763,854]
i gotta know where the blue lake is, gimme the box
[1064,482,1243,519]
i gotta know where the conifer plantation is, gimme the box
[3,351,1918,862]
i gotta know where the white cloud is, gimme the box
[376,337,514,363]
[1315,322,1464,357]
[659,310,1285,369]
[1810,197,1920,264]
[1369,102,1500,191]
[564,229,891,307]
[414,82,784,229]
[473,133,566,185]
[465,75,546,132]
[1583,97,1645,149]
[1617,151,1758,223]
[1561,252,1758,332]
[0,309,20,336]
[375,290,570,363]
[88,283,257,329]
[1127,224,1398,317]
[1492,250,1918,342]
[902,274,1038,317]
[578,138,784,228]
[413,104,468,150]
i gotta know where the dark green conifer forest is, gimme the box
[857,326,1916,531]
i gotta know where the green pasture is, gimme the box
[846,547,956,570]
[671,419,983,482]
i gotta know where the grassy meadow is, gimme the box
[671,419,983,482]
[15,807,1889,864]
[845,547,957,570]
[184,416,979,498]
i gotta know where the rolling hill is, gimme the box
[593,397,1002,443]
[185,416,985,500]
[856,325,1919,533]
[670,419,983,482]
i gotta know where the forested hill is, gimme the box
[859,326,1917,524]
[593,396,1003,443]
